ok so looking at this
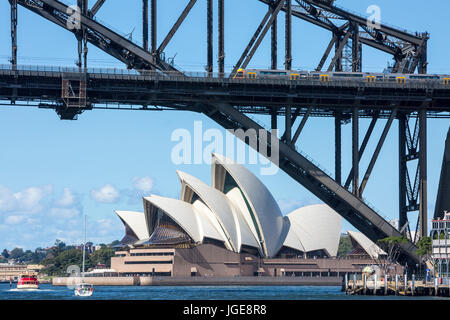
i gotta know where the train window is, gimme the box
[333,73,363,78]
[320,74,330,82]
[261,71,287,76]
[410,75,439,80]
[396,77,406,84]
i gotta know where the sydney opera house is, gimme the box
[111,154,380,277]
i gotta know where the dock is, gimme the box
[343,274,450,297]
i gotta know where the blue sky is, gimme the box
[0,0,448,250]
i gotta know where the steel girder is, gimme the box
[17,0,178,72]
[258,0,428,74]
[398,111,428,242]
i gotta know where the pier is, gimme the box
[343,274,450,297]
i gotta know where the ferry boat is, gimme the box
[17,274,39,290]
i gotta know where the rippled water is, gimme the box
[0,283,447,300]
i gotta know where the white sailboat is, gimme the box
[74,215,94,297]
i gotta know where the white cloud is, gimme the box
[132,177,154,193]
[5,215,25,225]
[91,184,120,203]
[0,185,17,212]
[0,184,53,214]
[56,188,75,207]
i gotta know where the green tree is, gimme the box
[337,234,353,257]
[9,248,24,261]
[376,236,408,275]
[41,248,83,276]
[88,247,115,269]
[416,236,432,258]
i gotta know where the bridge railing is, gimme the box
[1,64,449,92]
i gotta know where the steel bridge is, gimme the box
[3,0,450,266]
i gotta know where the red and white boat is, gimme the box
[17,274,39,290]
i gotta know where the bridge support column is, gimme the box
[419,109,428,238]
[76,0,88,70]
[271,108,278,132]
[335,35,342,72]
[352,107,359,197]
[207,0,213,76]
[271,4,277,70]
[151,0,157,54]
[335,112,342,184]
[10,0,17,69]
[352,22,360,72]
[143,0,149,51]
[285,0,292,70]
[399,114,408,234]
[218,0,224,77]
[285,106,292,146]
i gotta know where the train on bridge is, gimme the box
[234,68,450,85]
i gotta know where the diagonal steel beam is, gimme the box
[258,0,407,57]
[316,34,338,71]
[291,106,312,145]
[359,109,397,195]
[242,0,284,70]
[89,0,106,17]
[327,31,351,72]
[232,0,284,75]
[158,0,198,54]
[344,112,379,189]
[18,0,177,72]
[303,0,423,45]
[231,9,272,76]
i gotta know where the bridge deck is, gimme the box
[0,67,450,117]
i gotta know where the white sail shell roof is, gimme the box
[284,204,342,257]
[347,230,387,259]
[211,153,286,258]
[143,195,223,244]
[177,170,260,253]
[114,211,150,241]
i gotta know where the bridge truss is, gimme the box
[4,0,450,266]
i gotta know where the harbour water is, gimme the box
[0,283,447,300]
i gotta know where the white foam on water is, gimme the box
[7,288,55,292]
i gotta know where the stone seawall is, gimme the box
[53,276,342,286]
[52,276,139,286]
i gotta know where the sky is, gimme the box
[0,0,449,250]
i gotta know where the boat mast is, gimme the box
[82,214,86,282]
